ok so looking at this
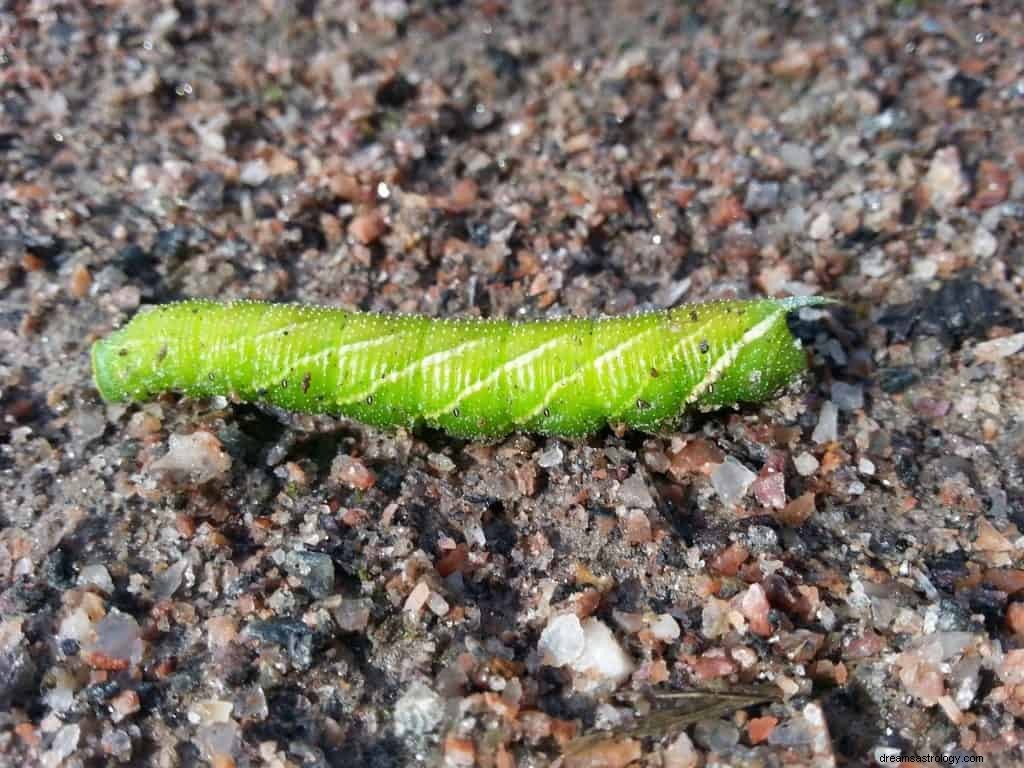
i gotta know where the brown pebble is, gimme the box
[672,184,697,208]
[710,542,749,577]
[776,492,815,526]
[669,439,725,479]
[748,715,778,745]
[771,42,814,79]
[69,263,92,298]
[688,652,737,680]
[621,509,653,545]
[709,195,748,230]
[449,178,479,210]
[985,568,1024,594]
[22,252,46,272]
[971,161,1010,210]
[348,211,387,244]
[1007,603,1024,637]
[14,722,39,748]
[563,738,642,768]
[330,454,376,490]
[111,689,141,719]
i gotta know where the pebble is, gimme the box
[239,159,270,186]
[77,564,114,594]
[539,614,585,667]
[348,211,387,244]
[244,619,313,668]
[539,615,634,688]
[617,473,654,508]
[793,452,820,476]
[394,681,444,736]
[284,551,335,599]
[739,583,772,636]
[693,719,740,752]
[537,445,564,468]
[85,611,144,670]
[973,332,1024,362]
[1007,603,1024,637]
[427,452,456,473]
[811,401,839,444]
[571,618,635,688]
[404,581,431,614]
[779,142,813,173]
[808,211,834,240]
[334,598,371,632]
[663,731,700,768]
[972,227,997,259]
[42,724,80,768]
[744,180,780,212]
[924,146,969,211]
[563,739,641,768]
[971,160,1010,209]
[748,716,778,745]
[330,454,376,490]
[710,456,757,507]
[830,380,864,411]
[621,509,653,545]
[669,439,725,478]
[649,614,681,642]
[150,431,231,485]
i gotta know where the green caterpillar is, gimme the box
[91,296,829,439]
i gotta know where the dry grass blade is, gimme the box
[564,686,780,756]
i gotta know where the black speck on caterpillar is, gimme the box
[91,296,833,439]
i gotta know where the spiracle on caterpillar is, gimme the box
[91,295,832,439]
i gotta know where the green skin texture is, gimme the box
[91,296,827,439]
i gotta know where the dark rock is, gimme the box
[877,367,919,394]
[152,227,191,263]
[879,278,1010,347]
[0,647,37,710]
[947,72,985,109]
[925,551,969,594]
[244,619,314,669]
[376,75,417,108]
[284,551,335,600]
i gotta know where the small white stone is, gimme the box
[42,724,80,768]
[664,730,700,768]
[811,401,839,444]
[649,613,681,642]
[794,452,820,477]
[239,159,270,186]
[538,613,585,667]
[974,332,1024,362]
[571,618,635,687]
[808,211,834,240]
[711,456,757,507]
[394,681,444,736]
[858,457,876,475]
[77,564,114,594]
[971,227,997,259]
[924,146,969,211]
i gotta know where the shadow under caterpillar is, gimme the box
[91,296,831,439]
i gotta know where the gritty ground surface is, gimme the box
[2,1,1024,766]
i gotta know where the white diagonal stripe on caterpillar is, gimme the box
[247,329,410,394]
[605,320,714,418]
[683,308,786,406]
[424,329,580,420]
[337,335,492,407]
[211,312,327,363]
[519,320,665,423]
